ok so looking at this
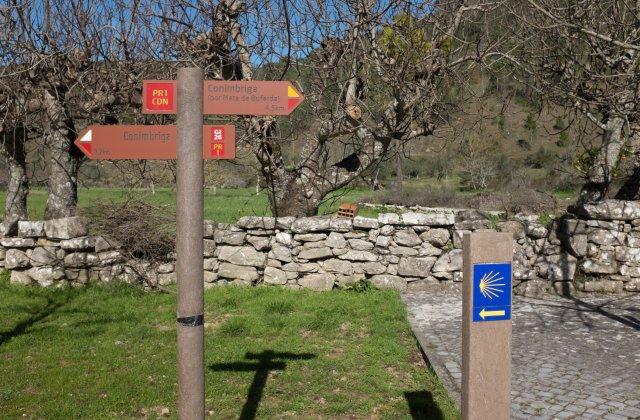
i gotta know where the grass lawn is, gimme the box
[0,187,378,224]
[0,273,458,419]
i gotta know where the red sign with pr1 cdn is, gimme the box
[143,80,176,114]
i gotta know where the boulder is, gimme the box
[291,217,331,233]
[298,247,333,260]
[217,246,266,267]
[94,236,121,252]
[263,266,288,285]
[213,230,246,245]
[353,216,379,229]
[321,258,354,275]
[419,228,450,247]
[298,273,335,291]
[432,250,463,273]
[5,248,31,269]
[237,216,276,230]
[348,238,374,251]
[10,269,32,285]
[218,262,259,282]
[44,216,88,240]
[337,250,378,262]
[393,229,421,247]
[29,247,59,266]
[268,244,292,263]
[398,257,436,277]
[17,221,45,238]
[0,237,36,248]
[401,211,454,227]
[370,274,407,291]
[59,236,95,251]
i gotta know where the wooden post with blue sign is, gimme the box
[462,232,512,420]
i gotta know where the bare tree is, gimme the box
[503,0,640,203]
[152,0,492,216]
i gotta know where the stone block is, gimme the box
[237,216,276,230]
[203,220,217,238]
[378,213,400,225]
[325,232,347,248]
[370,274,407,291]
[247,235,270,251]
[580,280,623,293]
[393,229,421,247]
[353,216,379,229]
[44,216,88,240]
[213,230,246,245]
[348,238,374,251]
[298,247,333,260]
[0,237,36,248]
[291,217,331,233]
[398,256,436,277]
[28,266,65,286]
[217,246,266,267]
[432,250,463,273]
[389,246,418,256]
[588,229,625,246]
[5,248,31,269]
[321,258,354,275]
[362,261,386,275]
[59,236,95,251]
[29,247,59,266]
[337,250,378,262]
[418,243,442,257]
[329,218,352,232]
[17,221,45,238]
[268,244,292,263]
[401,211,454,227]
[275,232,293,246]
[497,220,526,240]
[294,233,326,242]
[419,228,450,247]
[298,273,335,291]
[10,269,32,285]
[94,236,121,252]
[218,262,259,282]
[263,266,287,285]
[574,199,640,220]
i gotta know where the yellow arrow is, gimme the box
[479,308,505,319]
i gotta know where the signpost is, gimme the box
[78,72,305,419]
[142,80,305,116]
[462,232,512,420]
[74,125,235,160]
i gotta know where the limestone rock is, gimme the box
[337,250,378,262]
[18,221,45,238]
[393,229,421,247]
[362,261,386,275]
[432,250,462,273]
[5,248,31,269]
[157,263,175,274]
[218,262,259,282]
[329,218,352,232]
[275,217,296,230]
[98,251,124,266]
[580,279,623,293]
[370,274,407,291]
[94,236,121,252]
[348,238,374,251]
[0,237,36,248]
[247,235,270,251]
[298,247,333,260]
[0,218,19,237]
[158,272,177,286]
[419,228,450,247]
[217,246,266,267]
[44,216,88,240]
[294,233,327,242]
[275,232,293,246]
[28,266,65,286]
[497,221,526,240]
[325,232,347,248]
[298,273,335,291]
[389,246,419,256]
[378,213,400,225]
[588,229,625,246]
[237,216,276,230]
[321,258,354,275]
[614,246,640,264]
[525,223,548,239]
[574,199,640,221]
[418,243,443,257]
[398,257,436,277]
[401,211,454,227]
[580,258,617,274]
[263,266,287,285]
[29,247,59,266]
[268,244,292,262]
[453,230,470,248]
[10,269,32,285]
[204,258,218,271]
[59,236,95,251]
[353,216,379,229]
[291,217,331,233]
[203,220,217,238]
[375,236,391,248]
[214,230,246,245]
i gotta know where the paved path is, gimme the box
[402,292,640,419]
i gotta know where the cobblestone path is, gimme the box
[402,292,640,419]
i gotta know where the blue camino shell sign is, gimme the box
[472,262,512,322]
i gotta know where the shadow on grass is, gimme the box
[209,350,316,420]
[0,285,85,347]
[404,390,446,420]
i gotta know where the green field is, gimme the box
[0,273,458,419]
[0,187,377,224]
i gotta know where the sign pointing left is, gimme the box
[75,125,235,160]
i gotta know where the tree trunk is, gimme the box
[43,91,82,220]
[1,126,28,221]
[267,174,323,217]
[578,117,625,203]
[395,138,404,191]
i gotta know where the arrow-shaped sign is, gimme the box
[142,80,305,116]
[479,308,506,320]
[75,125,235,160]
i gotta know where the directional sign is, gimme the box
[142,80,304,116]
[75,125,235,160]
[472,262,512,322]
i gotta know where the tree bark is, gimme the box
[578,116,625,203]
[43,91,82,220]
[395,138,404,191]
[1,126,28,221]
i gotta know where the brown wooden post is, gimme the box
[462,232,512,420]
[176,67,205,420]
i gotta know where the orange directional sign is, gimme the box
[142,80,304,116]
[75,125,235,160]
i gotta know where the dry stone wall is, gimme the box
[2,199,640,294]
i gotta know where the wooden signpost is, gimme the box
[462,232,513,420]
[74,125,235,160]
